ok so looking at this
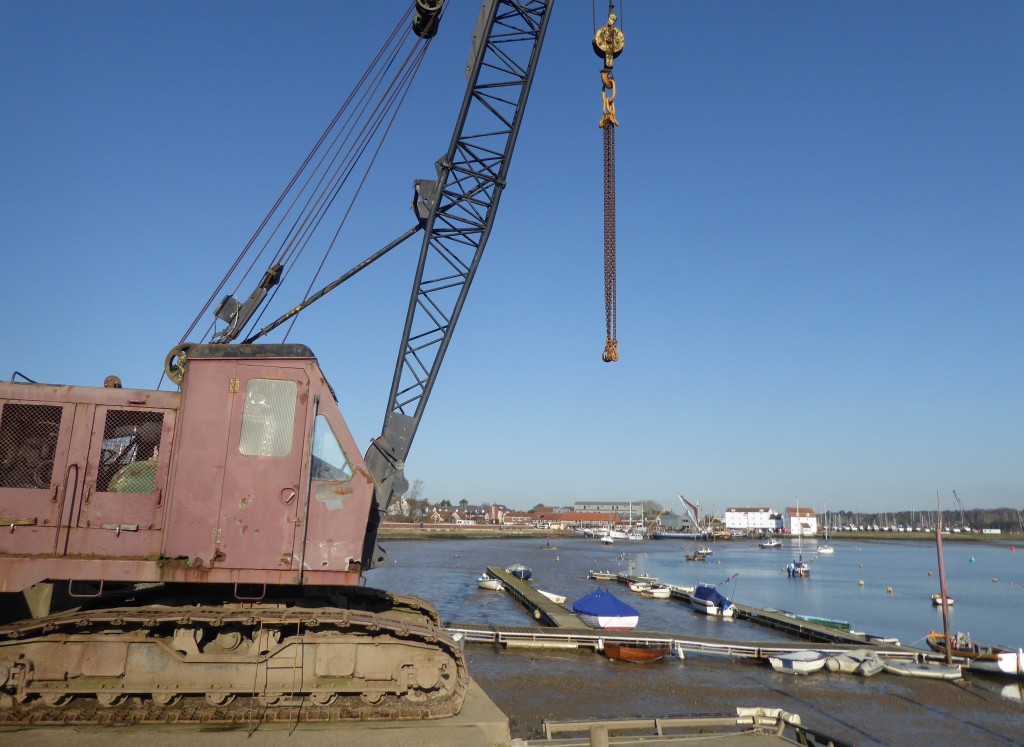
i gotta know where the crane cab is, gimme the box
[0,345,375,596]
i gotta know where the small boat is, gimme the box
[778,610,851,632]
[628,581,651,593]
[880,657,961,680]
[685,545,712,561]
[601,535,614,545]
[506,563,532,580]
[572,588,639,630]
[931,593,954,606]
[641,584,672,599]
[824,649,883,677]
[816,507,835,554]
[855,656,884,677]
[537,589,566,604]
[862,633,902,646]
[787,559,810,577]
[603,641,670,663]
[769,650,827,675]
[651,530,706,540]
[477,574,502,591]
[759,538,783,549]
[690,583,734,617]
[926,631,1024,677]
[788,501,811,576]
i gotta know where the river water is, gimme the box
[366,534,1024,651]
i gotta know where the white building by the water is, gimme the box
[724,508,781,532]
[785,507,818,536]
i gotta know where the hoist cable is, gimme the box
[280,43,431,342]
[174,5,428,351]
[257,40,430,342]
[251,26,432,341]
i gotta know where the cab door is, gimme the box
[65,406,175,557]
[0,401,74,555]
[216,365,309,573]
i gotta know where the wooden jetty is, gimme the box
[456,568,916,663]
[614,573,872,645]
[483,566,581,627]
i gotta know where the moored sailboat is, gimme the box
[816,505,835,555]
[926,632,1024,677]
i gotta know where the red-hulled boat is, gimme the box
[603,642,670,662]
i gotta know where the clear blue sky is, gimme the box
[2,1,1021,515]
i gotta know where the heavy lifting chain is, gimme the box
[602,119,618,362]
[594,6,625,362]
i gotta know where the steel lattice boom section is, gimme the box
[387,0,553,450]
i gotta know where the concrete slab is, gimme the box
[0,680,512,747]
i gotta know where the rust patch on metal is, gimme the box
[314,480,353,511]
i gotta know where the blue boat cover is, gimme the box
[693,583,731,609]
[572,588,639,617]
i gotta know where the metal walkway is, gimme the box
[454,568,915,661]
[447,622,910,661]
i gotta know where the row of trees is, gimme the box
[388,481,479,522]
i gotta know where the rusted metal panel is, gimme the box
[214,363,307,572]
[0,555,364,592]
[1,386,177,564]
[1,348,373,592]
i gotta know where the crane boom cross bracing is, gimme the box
[362,0,554,569]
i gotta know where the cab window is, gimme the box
[311,415,353,481]
[239,379,297,457]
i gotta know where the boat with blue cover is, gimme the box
[690,583,734,617]
[506,563,532,580]
[572,588,639,630]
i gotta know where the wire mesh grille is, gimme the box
[0,403,63,489]
[97,409,164,493]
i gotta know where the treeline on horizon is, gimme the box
[827,507,1024,532]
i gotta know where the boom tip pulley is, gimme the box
[592,10,625,69]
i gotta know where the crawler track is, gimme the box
[0,590,468,725]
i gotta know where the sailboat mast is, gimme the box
[935,492,952,665]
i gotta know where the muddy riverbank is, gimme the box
[467,646,1023,746]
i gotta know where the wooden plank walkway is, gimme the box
[484,566,581,627]
[613,573,878,645]
[459,568,916,661]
